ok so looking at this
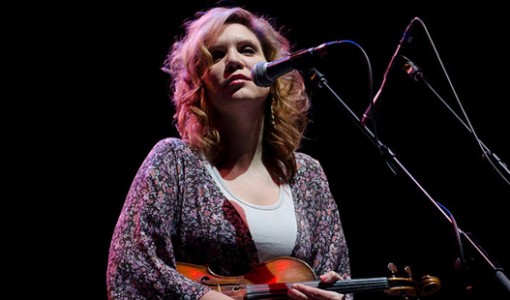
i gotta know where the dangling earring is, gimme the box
[271,97,276,126]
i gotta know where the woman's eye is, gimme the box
[241,46,256,55]
[210,50,224,62]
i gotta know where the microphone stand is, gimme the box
[308,68,510,298]
[403,65,510,295]
[402,57,510,186]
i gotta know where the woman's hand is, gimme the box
[287,271,346,300]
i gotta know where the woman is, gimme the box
[107,6,352,300]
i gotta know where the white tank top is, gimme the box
[205,162,298,262]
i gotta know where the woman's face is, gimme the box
[203,23,270,117]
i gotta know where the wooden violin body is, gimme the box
[177,256,440,299]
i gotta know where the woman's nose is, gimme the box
[225,50,244,72]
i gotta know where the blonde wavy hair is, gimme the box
[162,6,310,184]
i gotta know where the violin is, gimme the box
[177,256,440,299]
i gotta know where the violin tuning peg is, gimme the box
[387,262,398,275]
[404,266,413,278]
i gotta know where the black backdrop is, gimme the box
[39,1,510,299]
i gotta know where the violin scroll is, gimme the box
[385,262,441,298]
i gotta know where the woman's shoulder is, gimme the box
[146,137,199,163]
[153,137,189,151]
[295,151,321,168]
[150,137,198,154]
[294,151,327,177]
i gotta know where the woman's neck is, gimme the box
[215,115,266,180]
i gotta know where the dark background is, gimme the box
[30,1,509,299]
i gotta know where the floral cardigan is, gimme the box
[107,138,351,299]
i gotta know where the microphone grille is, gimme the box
[251,62,272,87]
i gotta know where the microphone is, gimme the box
[251,41,340,87]
[361,17,418,126]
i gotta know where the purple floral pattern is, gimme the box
[107,138,351,299]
